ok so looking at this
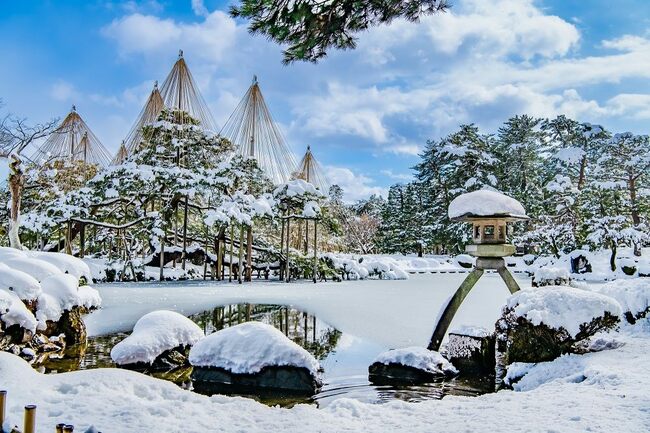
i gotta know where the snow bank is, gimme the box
[0,290,37,333]
[325,254,410,280]
[111,310,204,365]
[373,347,457,376]
[507,287,622,337]
[0,262,42,301]
[189,322,320,375]
[595,279,650,319]
[448,189,527,219]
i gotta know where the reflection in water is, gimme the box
[36,304,493,407]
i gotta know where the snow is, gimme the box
[189,322,320,375]
[0,289,37,333]
[507,286,622,337]
[372,347,457,376]
[111,310,204,365]
[40,274,81,312]
[1,319,649,432]
[85,273,531,349]
[594,279,650,318]
[449,325,491,338]
[1,255,61,282]
[77,285,102,310]
[448,189,527,219]
[0,262,42,301]
[533,266,570,282]
[27,251,93,282]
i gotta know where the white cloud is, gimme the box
[325,166,387,202]
[381,169,413,181]
[191,0,209,17]
[50,81,79,102]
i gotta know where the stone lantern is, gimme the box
[428,189,529,351]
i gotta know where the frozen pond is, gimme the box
[39,273,531,406]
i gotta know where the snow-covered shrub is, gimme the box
[532,266,570,287]
[496,286,621,365]
[111,310,204,367]
[616,257,637,276]
[595,279,650,324]
[454,254,474,269]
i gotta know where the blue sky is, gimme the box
[2,0,650,201]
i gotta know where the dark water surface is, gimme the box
[37,304,493,407]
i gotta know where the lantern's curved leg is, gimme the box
[497,267,521,294]
[427,269,484,351]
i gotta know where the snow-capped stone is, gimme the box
[189,322,320,375]
[533,266,570,287]
[372,347,457,376]
[448,189,527,219]
[2,256,61,282]
[0,290,37,333]
[506,287,621,338]
[0,263,42,301]
[40,274,80,312]
[111,310,204,365]
[77,285,102,310]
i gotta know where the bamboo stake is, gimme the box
[23,404,36,433]
[238,226,244,284]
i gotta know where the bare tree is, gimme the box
[0,102,58,249]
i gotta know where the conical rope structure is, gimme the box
[31,106,112,168]
[220,76,297,185]
[111,140,129,165]
[159,50,217,132]
[292,145,330,192]
[122,81,165,156]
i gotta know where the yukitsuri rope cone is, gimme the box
[31,105,112,168]
[292,145,330,192]
[220,76,297,184]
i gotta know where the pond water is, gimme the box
[37,303,494,407]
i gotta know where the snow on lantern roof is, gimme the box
[448,189,528,221]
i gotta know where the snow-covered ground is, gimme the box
[85,273,531,348]
[1,320,648,432]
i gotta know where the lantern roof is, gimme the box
[448,189,528,222]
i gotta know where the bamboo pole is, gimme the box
[245,226,253,282]
[23,404,36,433]
[238,226,244,284]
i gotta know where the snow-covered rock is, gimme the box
[189,322,320,375]
[532,266,570,287]
[371,347,457,376]
[40,274,81,312]
[0,290,37,333]
[448,189,527,219]
[78,285,102,310]
[0,262,42,301]
[111,310,204,366]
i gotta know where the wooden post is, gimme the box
[56,423,66,433]
[23,404,36,433]
[245,226,253,282]
[214,237,220,281]
[285,217,291,282]
[79,222,85,258]
[63,425,74,432]
[65,221,72,255]
[228,226,234,282]
[238,226,244,284]
[427,268,484,351]
[312,220,317,283]
[279,218,285,280]
[159,233,165,281]
[305,220,309,254]
[182,195,189,270]
[0,390,6,427]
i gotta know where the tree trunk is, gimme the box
[245,226,253,282]
[182,195,189,270]
[285,217,291,282]
[7,155,25,250]
[610,240,617,272]
[238,226,244,284]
